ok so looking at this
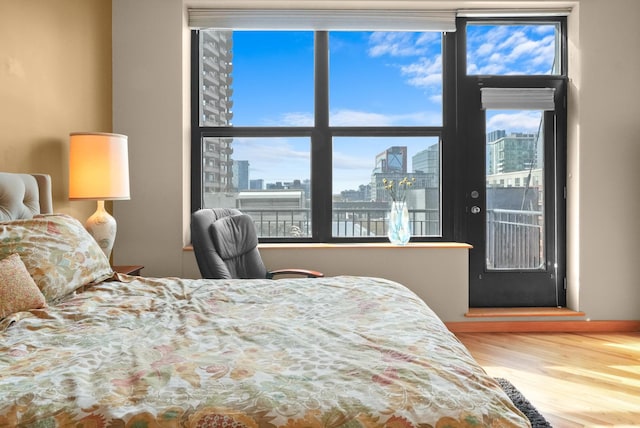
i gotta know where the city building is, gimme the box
[486,131,538,175]
[249,179,264,190]
[371,146,407,201]
[339,185,371,202]
[200,30,234,194]
[412,143,440,188]
[232,160,249,191]
[486,130,544,213]
[374,146,407,174]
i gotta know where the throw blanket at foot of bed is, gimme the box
[0,275,530,427]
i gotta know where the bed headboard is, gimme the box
[0,172,53,221]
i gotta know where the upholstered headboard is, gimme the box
[0,172,53,221]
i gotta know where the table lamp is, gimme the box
[69,132,130,259]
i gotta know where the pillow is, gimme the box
[0,253,46,318]
[0,214,113,302]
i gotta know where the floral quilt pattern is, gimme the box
[0,275,530,427]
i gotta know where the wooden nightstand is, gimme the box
[112,265,144,276]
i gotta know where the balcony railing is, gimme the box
[241,208,441,238]
[236,207,542,270]
[486,208,544,270]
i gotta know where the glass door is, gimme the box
[485,110,545,272]
[460,83,566,307]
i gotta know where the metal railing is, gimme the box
[240,208,441,238]
[486,208,544,270]
[240,207,543,270]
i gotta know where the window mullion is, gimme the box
[191,30,203,214]
[312,31,332,242]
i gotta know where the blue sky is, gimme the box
[224,25,558,192]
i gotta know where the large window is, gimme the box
[192,30,446,241]
[191,16,566,248]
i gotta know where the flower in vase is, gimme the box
[383,177,416,203]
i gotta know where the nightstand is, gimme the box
[112,265,144,276]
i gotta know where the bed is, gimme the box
[0,172,530,427]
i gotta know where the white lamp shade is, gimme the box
[69,132,130,200]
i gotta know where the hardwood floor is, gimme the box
[456,332,640,427]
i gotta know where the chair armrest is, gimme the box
[268,268,324,279]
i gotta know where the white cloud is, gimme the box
[330,110,393,126]
[231,137,310,183]
[330,109,437,126]
[400,55,442,89]
[367,32,431,57]
[260,112,313,127]
[234,137,309,160]
[279,112,314,126]
[476,42,495,57]
[415,32,440,45]
[429,94,442,105]
[487,111,542,134]
[263,109,438,128]
[333,150,374,170]
[468,25,557,75]
[366,31,443,94]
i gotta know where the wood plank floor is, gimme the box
[456,332,640,427]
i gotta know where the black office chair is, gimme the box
[191,208,323,279]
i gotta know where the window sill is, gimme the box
[183,242,472,251]
[259,242,472,249]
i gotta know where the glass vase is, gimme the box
[387,201,411,245]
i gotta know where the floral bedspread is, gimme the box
[0,275,530,427]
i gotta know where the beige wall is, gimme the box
[568,0,640,320]
[0,0,112,222]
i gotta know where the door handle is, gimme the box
[470,205,481,214]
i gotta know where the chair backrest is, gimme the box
[191,208,269,279]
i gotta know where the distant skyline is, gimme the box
[226,25,558,192]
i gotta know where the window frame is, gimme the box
[191,30,457,243]
[464,18,566,77]
[191,17,565,245]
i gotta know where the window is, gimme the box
[329,32,443,127]
[466,22,562,75]
[192,30,447,241]
[191,15,567,247]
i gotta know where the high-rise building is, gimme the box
[232,160,249,191]
[487,130,506,144]
[374,146,407,174]
[412,143,439,188]
[486,130,543,212]
[200,31,234,194]
[371,146,408,201]
[249,179,264,190]
[487,131,537,175]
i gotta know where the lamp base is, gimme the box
[85,200,117,259]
